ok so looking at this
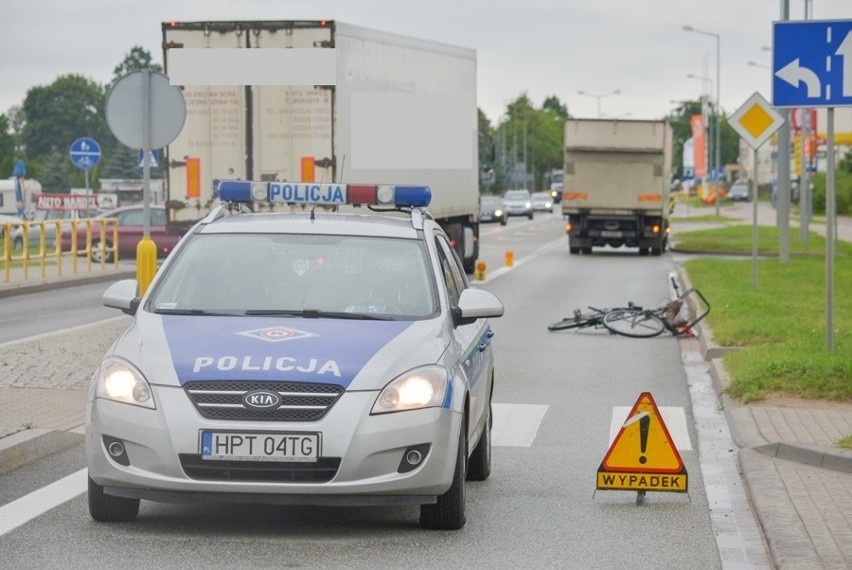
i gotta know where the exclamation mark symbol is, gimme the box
[639,414,650,464]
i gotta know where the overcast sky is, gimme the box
[1,0,850,124]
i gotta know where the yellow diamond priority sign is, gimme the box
[729,92,785,150]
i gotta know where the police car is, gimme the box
[87,182,504,530]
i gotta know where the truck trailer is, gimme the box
[161,20,480,271]
[561,119,672,256]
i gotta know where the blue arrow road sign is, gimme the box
[69,137,101,170]
[773,19,852,108]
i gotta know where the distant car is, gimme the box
[12,209,99,249]
[61,204,183,263]
[531,192,553,213]
[480,195,507,225]
[728,182,750,202]
[502,189,534,219]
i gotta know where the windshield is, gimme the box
[504,190,529,200]
[148,233,438,320]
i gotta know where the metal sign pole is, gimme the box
[752,147,759,289]
[825,108,835,351]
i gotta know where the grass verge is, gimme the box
[838,435,852,450]
[680,230,851,403]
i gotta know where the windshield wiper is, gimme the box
[244,309,394,320]
[154,308,239,316]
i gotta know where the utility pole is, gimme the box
[777,0,792,263]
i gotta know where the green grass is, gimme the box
[670,214,742,223]
[682,235,852,403]
[838,435,852,450]
[674,224,835,256]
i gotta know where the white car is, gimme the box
[87,182,504,530]
[502,189,534,219]
[12,209,99,248]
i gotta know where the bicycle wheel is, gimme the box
[602,308,666,338]
[547,311,604,331]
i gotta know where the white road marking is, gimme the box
[0,468,87,537]
[479,237,565,282]
[492,403,549,447]
[609,406,692,450]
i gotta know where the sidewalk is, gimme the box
[1,210,850,567]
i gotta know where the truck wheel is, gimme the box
[569,246,579,255]
[638,248,649,256]
[582,247,592,255]
[651,247,662,256]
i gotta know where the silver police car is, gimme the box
[87,182,504,530]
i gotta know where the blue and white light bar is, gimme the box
[216,181,432,208]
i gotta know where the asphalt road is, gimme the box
[0,210,763,568]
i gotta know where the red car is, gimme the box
[61,204,183,263]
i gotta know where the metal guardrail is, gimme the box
[1,218,120,283]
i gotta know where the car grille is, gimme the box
[179,454,341,482]
[184,381,344,422]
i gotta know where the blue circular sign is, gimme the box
[69,137,101,170]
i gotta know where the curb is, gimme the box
[0,428,84,475]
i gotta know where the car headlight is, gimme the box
[371,365,448,414]
[96,357,155,409]
[494,209,503,216]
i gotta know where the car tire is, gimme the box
[420,418,466,530]
[467,402,491,482]
[88,475,139,522]
[91,240,114,264]
[528,213,534,220]
[500,218,507,226]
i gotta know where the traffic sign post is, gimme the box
[106,70,186,296]
[69,137,101,194]
[772,18,851,351]
[728,92,784,291]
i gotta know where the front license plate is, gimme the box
[201,431,320,462]
[601,230,623,238]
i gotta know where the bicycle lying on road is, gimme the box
[547,281,710,338]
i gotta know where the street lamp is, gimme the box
[683,25,721,216]
[747,61,771,71]
[577,89,620,119]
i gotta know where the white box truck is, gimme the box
[561,119,672,256]
[161,20,481,271]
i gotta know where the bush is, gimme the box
[811,169,852,216]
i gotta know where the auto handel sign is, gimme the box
[36,193,100,211]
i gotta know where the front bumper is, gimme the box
[86,385,461,506]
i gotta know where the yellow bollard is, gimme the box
[136,237,158,297]
[475,261,487,281]
[505,250,514,267]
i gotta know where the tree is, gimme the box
[21,75,112,160]
[111,46,163,87]
[542,96,569,120]
[35,150,76,192]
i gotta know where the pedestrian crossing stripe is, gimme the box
[597,392,687,493]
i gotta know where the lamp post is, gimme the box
[577,89,620,119]
[683,25,721,216]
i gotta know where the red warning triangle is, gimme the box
[601,392,684,474]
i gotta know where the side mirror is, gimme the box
[453,288,504,327]
[103,279,141,316]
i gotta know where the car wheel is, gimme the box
[467,402,491,481]
[91,240,114,263]
[420,418,466,530]
[500,218,507,226]
[528,213,534,220]
[88,476,139,522]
